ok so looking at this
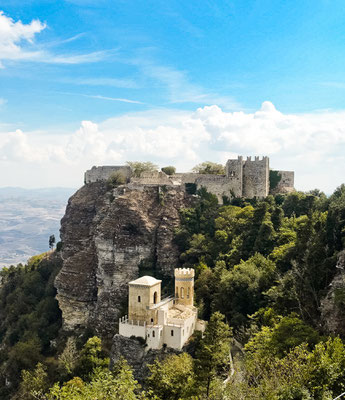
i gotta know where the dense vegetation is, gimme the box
[1,183,345,399]
[0,252,62,399]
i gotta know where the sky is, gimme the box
[0,0,344,193]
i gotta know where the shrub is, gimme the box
[107,171,126,188]
[161,166,176,175]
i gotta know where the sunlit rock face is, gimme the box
[55,181,192,337]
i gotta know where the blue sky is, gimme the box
[0,1,344,192]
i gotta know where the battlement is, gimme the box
[174,268,195,279]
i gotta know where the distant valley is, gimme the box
[0,187,76,267]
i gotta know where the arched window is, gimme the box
[138,296,141,302]
[153,291,157,304]
[151,318,153,323]
[175,286,179,298]
[153,331,155,337]
[181,287,184,299]
[171,330,174,336]
[187,287,190,299]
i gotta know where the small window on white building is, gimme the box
[151,318,153,323]
[138,296,141,302]
[181,287,184,299]
[153,331,155,337]
[171,330,174,336]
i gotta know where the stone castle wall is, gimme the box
[242,156,269,198]
[84,157,293,202]
[85,166,132,184]
[276,170,294,193]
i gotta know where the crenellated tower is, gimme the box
[174,268,194,307]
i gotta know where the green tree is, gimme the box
[195,312,231,399]
[245,315,320,361]
[58,337,79,378]
[214,254,276,328]
[48,359,149,400]
[192,161,225,175]
[126,161,158,177]
[147,353,195,400]
[73,336,109,380]
[49,235,55,250]
[161,166,176,175]
[18,362,49,400]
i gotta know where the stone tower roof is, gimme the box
[129,276,161,286]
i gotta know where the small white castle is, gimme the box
[119,268,205,350]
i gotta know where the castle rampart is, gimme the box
[273,170,295,194]
[84,165,132,184]
[84,156,294,202]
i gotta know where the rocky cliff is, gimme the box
[55,182,192,337]
[321,250,345,336]
[110,335,180,382]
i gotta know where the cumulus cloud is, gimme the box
[0,11,107,67]
[0,101,344,192]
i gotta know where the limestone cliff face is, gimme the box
[55,182,192,337]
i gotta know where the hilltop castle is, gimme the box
[119,268,205,350]
[84,156,294,203]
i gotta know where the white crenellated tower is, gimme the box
[175,268,194,307]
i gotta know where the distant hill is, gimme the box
[0,187,76,267]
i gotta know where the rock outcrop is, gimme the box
[110,334,179,382]
[321,251,345,336]
[55,182,192,337]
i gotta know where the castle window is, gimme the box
[181,287,184,299]
[153,291,157,304]
[187,287,190,299]
[153,331,155,337]
[151,318,153,323]
[175,287,179,298]
[138,296,141,302]
[171,330,174,337]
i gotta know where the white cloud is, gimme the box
[0,11,46,66]
[0,11,107,67]
[0,101,344,193]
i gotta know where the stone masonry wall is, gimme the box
[242,156,269,198]
[195,175,237,202]
[84,156,291,202]
[226,156,243,197]
[276,170,295,193]
[85,166,132,184]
